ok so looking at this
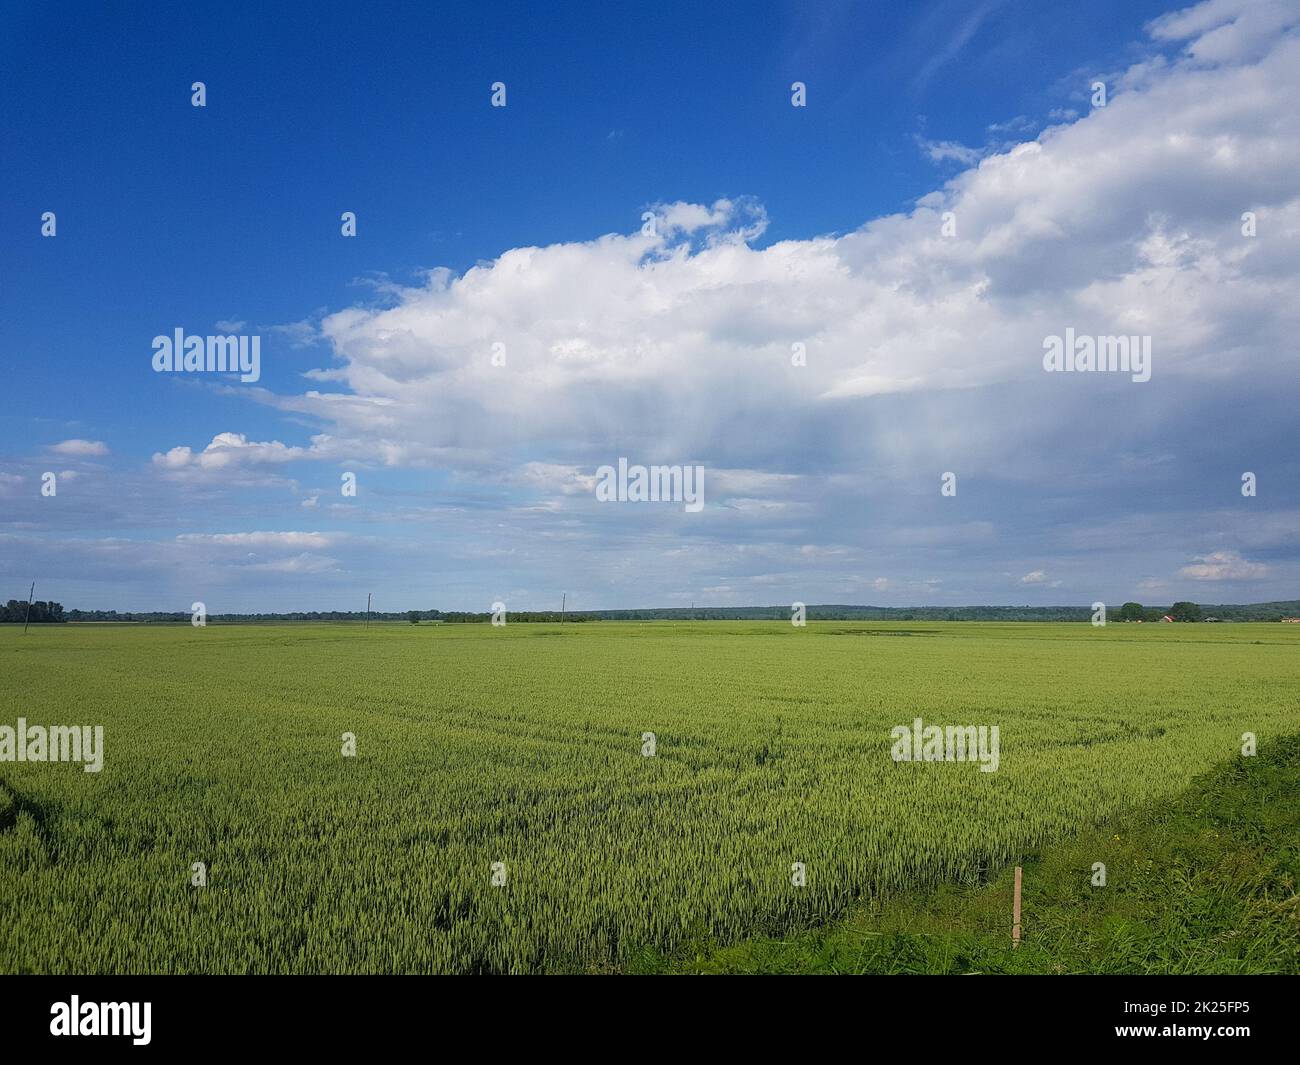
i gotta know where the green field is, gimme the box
[1,621,1297,973]
[649,733,1300,974]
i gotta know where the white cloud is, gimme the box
[211,6,1296,494]
[1177,549,1270,581]
[153,432,332,471]
[108,2,1300,610]
[175,531,338,550]
[1017,570,1063,588]
[915,136,985,165]
[268,319,321,348]
[652,198,768,241]
[1148,0,1298,63]
[987,115,1037,135]
[50,439,108,456]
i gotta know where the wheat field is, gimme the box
[1,621,1296,973]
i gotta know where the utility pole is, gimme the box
[22,582,35,634]
[365,592,372,630]
[560,592,566,623]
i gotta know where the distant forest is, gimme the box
[7,600,1299,623]
[0,599,64,623]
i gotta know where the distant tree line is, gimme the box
[410,610,591,623]
[14,599,1298,624]
[0,600,65,623]
[54,607,595,624]
[1119,601,1204,622]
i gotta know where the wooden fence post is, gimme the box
[1012,864,1023,948]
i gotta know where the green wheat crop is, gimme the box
[1,621,1296,973]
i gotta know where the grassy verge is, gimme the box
[634,735,1300,974]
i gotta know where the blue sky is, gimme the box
[2,0,1298,612]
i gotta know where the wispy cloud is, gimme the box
[910,0,1006,92]
[49,439,108,457]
